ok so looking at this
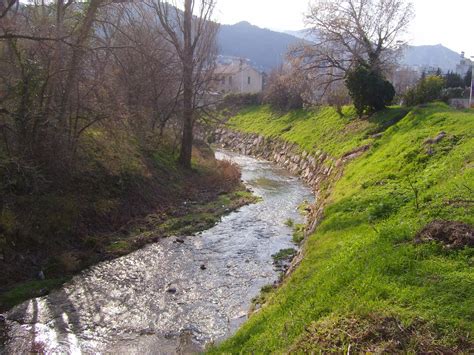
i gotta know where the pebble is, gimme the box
[200,264,207,270]
[176,238,185,244]
[167,288,177,294]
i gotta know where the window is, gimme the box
[248,76,251,85]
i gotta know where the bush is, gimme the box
[222,93,262,107]
[263,65,308,111]
[440,87,465,102]
[0,158,47,194]
[346,65,395,117]
[403,75,444,106]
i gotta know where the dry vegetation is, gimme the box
[0,0,252,310]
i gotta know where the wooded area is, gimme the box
[0,0,234,293]
[0,0,217,169]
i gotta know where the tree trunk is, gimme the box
[178,0,194,169]
[57,0,102,148]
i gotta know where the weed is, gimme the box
[272,248,297,262]
[292,224,306,244]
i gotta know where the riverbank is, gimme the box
[0,133,256,312]
[1,150,312,353]
[212,103,474,352]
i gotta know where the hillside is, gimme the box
[402,44,461,72]
[217,21,302,71]
[212,103,474,352]
[218,22,461,72]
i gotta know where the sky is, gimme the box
[213,0,474,57]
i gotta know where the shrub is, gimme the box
[403,75,444,106]
[440,87,465,102]
[222,93,262,107]
[216,159,241,186]
[263,65,309,111]
[346,65,395,117]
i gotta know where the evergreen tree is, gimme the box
[464,68,473,88]
[346,65,395,117]
[444,71,465,88]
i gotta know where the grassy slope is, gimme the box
[214,103,474,352]
[227,105,410,159]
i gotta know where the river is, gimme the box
[0,150,313,354]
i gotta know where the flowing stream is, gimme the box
[0,150,313,354]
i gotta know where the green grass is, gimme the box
[212,103,474,352]
[292,224,306,244]
[272,248,297,262]
[103,185,259,257]
[228,105,409,159]
[0,278,69,310]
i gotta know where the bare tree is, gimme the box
[263,59,316,110]
[0,0,108,162]
[0,0,18,20]
[1,0,217,169]
[147,0,218,168]
[97,2,183,137]
[293,0,414,95]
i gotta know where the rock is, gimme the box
[167,287,177,294]
[38,288,48,296]
[200,264,207,270]
[140,328,155,336]
[175,238,185,244]
[37,270,45,280]
[371,133,383,139]
[0,314,6,322]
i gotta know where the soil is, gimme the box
[414,220,474,249]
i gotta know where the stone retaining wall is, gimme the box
[214,128,347,234]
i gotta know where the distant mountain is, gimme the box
[283,30,309,39]
[401,44,461,72]
[218,22,462,73]
[217,21,303,71]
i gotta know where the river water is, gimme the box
[0,150,313,354]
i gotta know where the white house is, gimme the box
[214,59,264,94]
